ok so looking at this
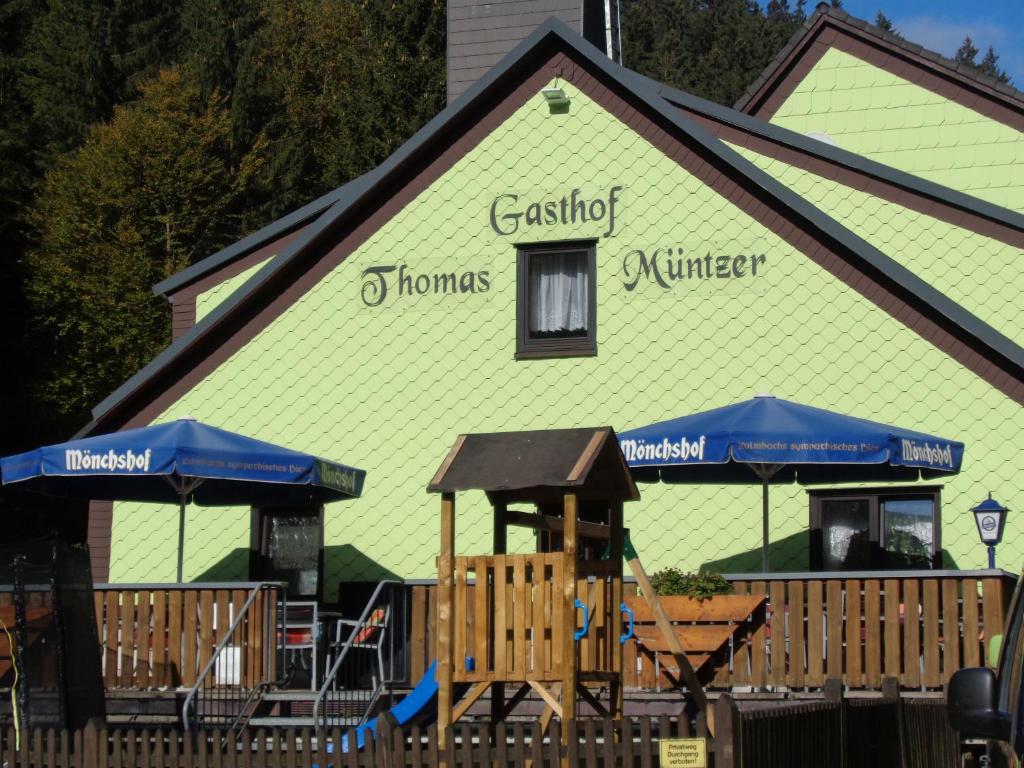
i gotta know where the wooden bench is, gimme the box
[624,594,766,687]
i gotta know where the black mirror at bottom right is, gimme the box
[947,666,1012,741]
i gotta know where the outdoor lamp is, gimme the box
[971,493,1009,569]
[541,87,570,113]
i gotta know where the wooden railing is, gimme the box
[92,583,281,690]
[89,570,1016,694]
[719,571,1014,690]
[451,555,618,683]
[413,570,1017,691]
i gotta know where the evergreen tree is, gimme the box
[874,11,897,35]
[954,35,1011,84]
[18,0,121,163]
[233,0,445,222]
[979,46,1011,84]
[621,0,806,106]
[18,0,182,165]
[955,36,980,66]
[0,0,42,453]
[180,0,264,106]
[24,70,264,426]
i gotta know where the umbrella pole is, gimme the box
[177,494,186,584]
[761,480,770,572]
[750,463,783,573]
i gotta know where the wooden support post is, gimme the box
[528,680,564,719]
[494,502,508,556]
[610,501,624,719]
[561,493,579,742]
[625,541,712,735]
[492,502,507,729]
[437,492,456,749]
[452,681,491,723]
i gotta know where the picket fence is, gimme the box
[0,715,713,767]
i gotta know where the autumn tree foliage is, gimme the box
[25,70,264,422]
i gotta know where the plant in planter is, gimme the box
[648,568,733,601]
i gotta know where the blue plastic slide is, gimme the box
[337,659,445,753]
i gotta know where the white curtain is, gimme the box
[528,252,588,334]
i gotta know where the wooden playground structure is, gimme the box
[427,427,713,748]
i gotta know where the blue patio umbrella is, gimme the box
[1,418,366,582]
[617,394,963,571]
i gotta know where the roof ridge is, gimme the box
[82,17,1024,434]
[631,68,1024,234]
[734,2,1024,113]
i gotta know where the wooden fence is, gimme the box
[92,584,280,690]
[714,686,960,768]
[412,570,1016,691]
[724,573,1012,690]
[0,716,712,767]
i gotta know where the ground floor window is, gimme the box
[250,506,324,600]
[808,487,941,570]
[516,241,596,358]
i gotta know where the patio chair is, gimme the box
[280,601,319,690]
[326,606,390,690]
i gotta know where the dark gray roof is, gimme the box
[152,177,362,297]
[427,427,639,500]
[82,17,1024,435]
[735,2,1024,113]
[626,69,1024,233]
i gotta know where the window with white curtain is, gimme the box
[516,243,596,358]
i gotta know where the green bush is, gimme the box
[648,568,733,601]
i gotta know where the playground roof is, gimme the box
[428,427,640,503]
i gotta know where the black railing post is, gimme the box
[713,694,738,768]
[824,679,846,768]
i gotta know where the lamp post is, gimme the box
[971,493,1009,569]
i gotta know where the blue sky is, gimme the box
[838,0,1024,85]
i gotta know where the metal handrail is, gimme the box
[181,581,286,730]
[95,581,281,590]
[313,579,402,725]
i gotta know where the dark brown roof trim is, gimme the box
[170,227,305,303]
[735,3,1024,128]
[86,500,112,582]
[81,19,1024,441]
[152,179,360,298]
[170,295,196,342]
[628,71,1024,246]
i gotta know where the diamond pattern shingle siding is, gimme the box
[768,48,1024,213]
[196,259,271,322]
[109,79,1024,595]
[727,142,1024,350]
